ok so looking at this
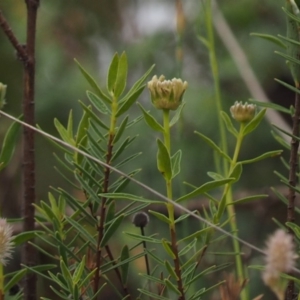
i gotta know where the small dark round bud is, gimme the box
[132,212,149,228]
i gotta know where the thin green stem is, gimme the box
[162,109,185,300]
[204,0,228,176]
[204,2,247,299]
[226,123,247,300]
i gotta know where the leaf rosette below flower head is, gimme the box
[147,75,188,110]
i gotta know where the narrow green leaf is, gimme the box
[100,214,124,246]
[120,64,155,104]
[74,59,111,104]
[164,260,178,280]
[189,281,225,299]
[250,33,286,48]
[157,139,172,180]
[226,194,268,206]
[164,278,181,295]
[79,100,109,130]
[270,187,300,214]
[220,111,238,137]
[148,210,171,224]
[98,192,162,204]
[207,172,224,181]
[286,222,300,239]
[249,99,291,114]
[60,259,73,291]
[120,245,130,285]
[169,102,186,127]
[276,50,300,65]
[105,201,115,224]
[54,118,75,145]
[240,150,283,164]
[176,178,233,203]
[111,136,137,162]
[195,131,231,162]
[72,256,86,284]
[138,103,164,132]
[271,130,290,150]
[0,115,21,171]
[67,110,73,138]
[273,123,300,141]
[275,78,300,95]
[66,217,96,246]
[107,53,119,94]
[125,232,161,244]
[86,91,110,115]
[178,228,210,243]
[4,269,27,293]
[161,239,175,259]
[178,239,197,257]
[13,231,43,246]
[116,85,145,117]
[114,52,128,97]
[171,150,182,179]
[228,163,242,183]
[243,108,266,136]
[197,36,210,49]
[138,288,170,300]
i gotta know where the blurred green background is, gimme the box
[0,0,295,298]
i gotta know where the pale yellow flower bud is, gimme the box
[0,218,14,266]
[230,101,256,123]
[147,75,188,110]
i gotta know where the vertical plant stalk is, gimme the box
[203,2,246,299]
[163,109,185,300]
[0,1,39,299]
[286,91,300,299]
[175,0,185,78]
[23,2,39,299]
[93,96,117,294]
[204,0,228,174]
[140,226,151,277]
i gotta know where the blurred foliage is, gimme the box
[0,0,295,298]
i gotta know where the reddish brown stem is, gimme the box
[105,245,132,299]
[0,1,39,299]
[0,10,28,61]
[170,227,185,300]
[22,1,39,300]
[286,90,300,300]
[93,134,114,294]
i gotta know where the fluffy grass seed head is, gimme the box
[262,229,297,300]
[0,218,14,266]
[147,75,188,111]
[230,101,256,123]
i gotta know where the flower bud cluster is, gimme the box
[147,75,188,111]
[230,101,256,123]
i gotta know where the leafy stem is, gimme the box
[223,123,247,300]
[94,95,118,293]
[286,89,300,299]
[162,108,185,300]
